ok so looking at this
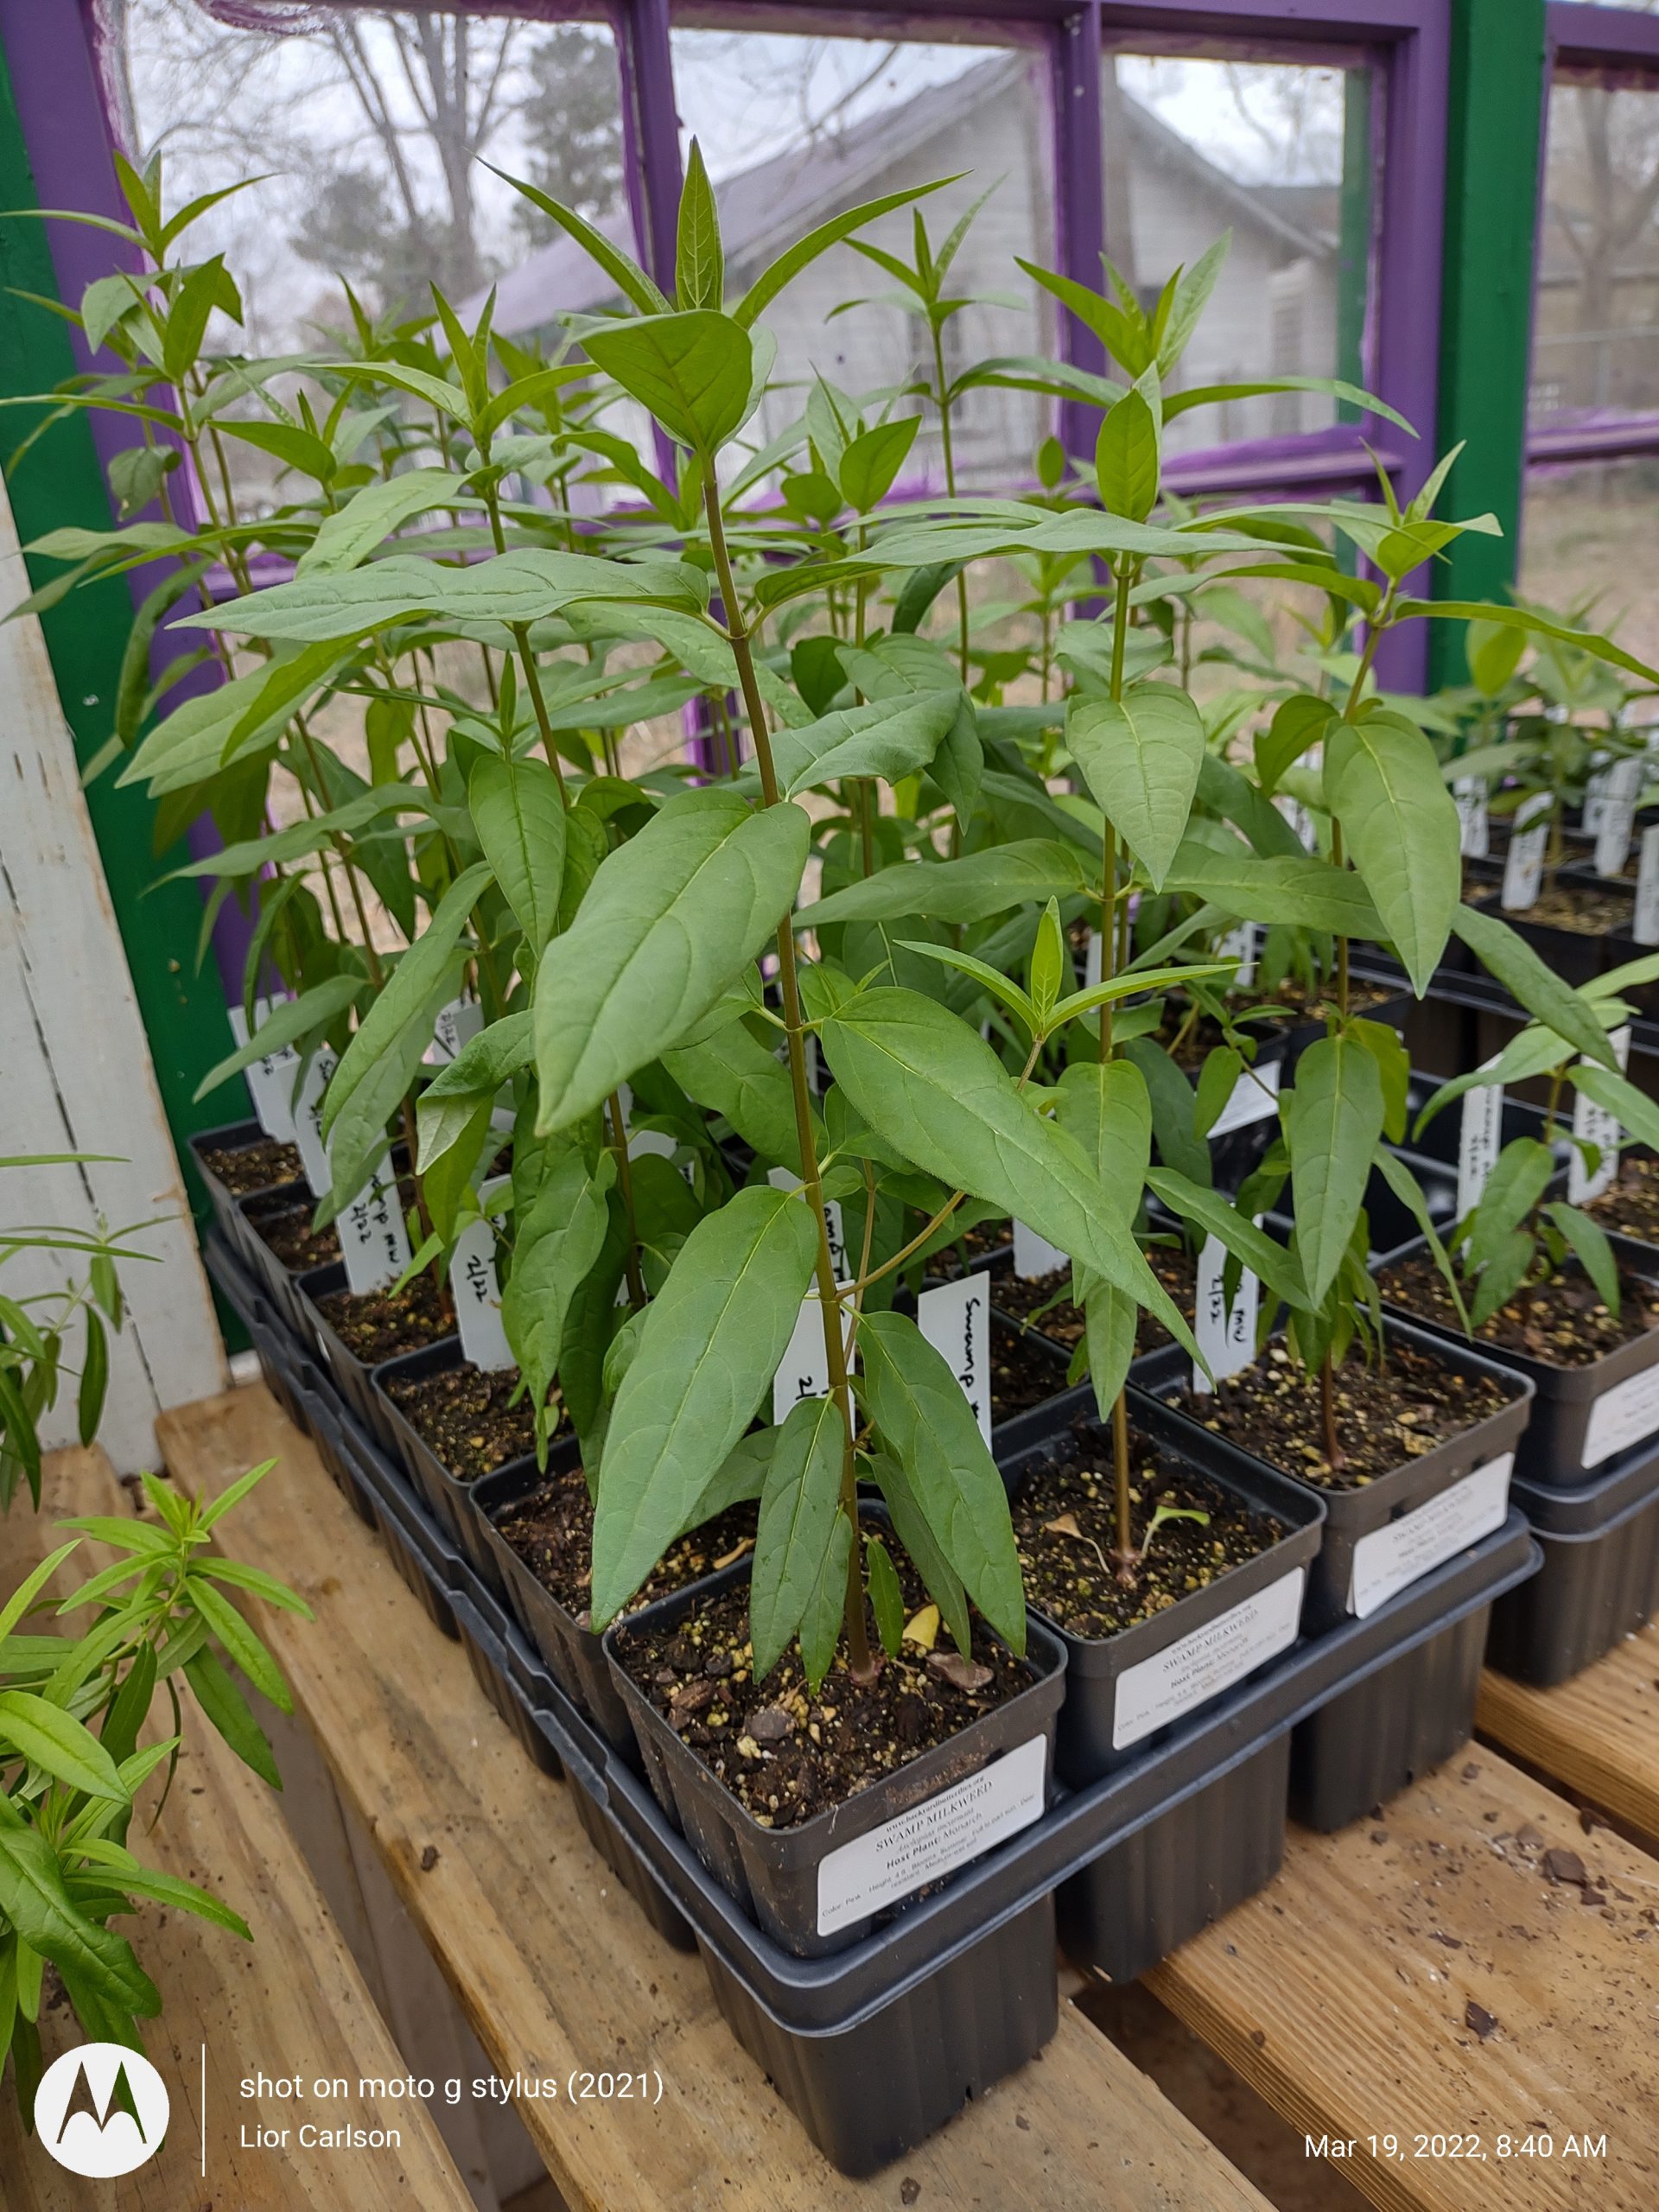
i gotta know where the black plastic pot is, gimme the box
[189,1119,302,1272]
[606,1555,1069,1957]
[1484,1427,1659,1687]
[1133,1321,1532,1633]
[369,1338,533,1594]
[470,1451,635,1753]
[339,1410,465,1646]
[1402,1071,1570,1174]
[296,1259,456,1454]
[201,1230,327,1452]
[1379,1232,1659,1487]
[999,1393,1324,1783]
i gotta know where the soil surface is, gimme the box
[1135,1243,1198,1355]
[384,1359,536,1483]
[995,1263,1085,1349]
[989,1315,1071,1421]
[315,1272,451,1366]
[252,1176,417,1274]
[614,1536,1035,1828]
[933,1217,1014,1277]
[1168,1337,1518,1490]
[200,1136,302,1194]
[1585,1152,1659,1244]
[1490,880,1635,937]
[1012,1420,1287,1640]
[1382,1251,1659,1370]
[494,1459,758,1622]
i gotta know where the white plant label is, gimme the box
[1453,777,1489,860]
[1210,1058,1281,1139]
[1501,798,1549,911]
[336,1166,413,1296]
[918,1274,992,1442]
[1635,825,1659,946]
[772,1284,855,1424]
[1581,758,1612,834]
[1275,795,1317,852]
[1595,758,1643,880]
[429,994,484,1065]
[1013,1218,1070,1280]
[226,999,299,1143]
[1217,922,1257,992]
[632,1126,696,1189]
[1112,1567,1305,1751]
[1569,1026,1631,1205]
[1582,1359,1659,1469]
[816,1735,1046,1936]
[773,1032,821,1091]
[290,1047,337,1197]
[1457,1066,1503,1218]
[449,1217,513,1372]
[1084,927,1103,990]
[1346,1454,1513,1619]
[1192,1233,1260,1395]
[767,1166,846,1273]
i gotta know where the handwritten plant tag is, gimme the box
[1453,777,1489,860]
[1636,826,1659,947]
[1216,922,1257,992]
[1084,929,1102,990]
[336,1164,413,1296]
[767,1166,846,1273]
[1013,1219,1070,1280]
[1569,1027,1632,1205]
[1457,1062,1503,1218]
[918,1274,992,1442]
[448,1210,513,1371]
[772,1284,855,1424]
[1594,758,1642,880]
[226,999,301,1143]
[290,1047,337,1198]
[1501,795,1550,911]
[429,995,484,1065]
[1191,1234,1260,1395]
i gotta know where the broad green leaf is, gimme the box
[798,839,1090,929]
[585,311,753,459]
[297,467,458,575]
[676,141,724,309]
[1452,906,1618,1071]
[1146,1169,1313,1312]
[1122,1037,1211,1187]
[683,1426,775,1534]
[0,1827,158,2018]
[1052,1059,1151,1226]
[1350,1016,1412,1144]
[0,1693,129,1801]
[1162,842,1384,938]
[1325,712,1460,994]
[1544,1202,1621,1316]
[1083,1282,1138,1422]
[118,640,353,794]
[192,975,363,1101]
[1285,1036,1386,1303]
[1067,682,1205,890]
[416,1014,533,1171]
[1095,386,1159,520]
[1395,598,1659,689]
[839,416,919,511]
[771,689,958,798]
[468,754,566,956]
[664,1019,811,1175]
[798,1510,854,1693]
[1255,694,1337,798]
[1470,1225,1535,1331]
[751,1395,844,1677]
[533,788,808,1135]
[855,1311,1024,1652]
[502,1146,612,1408]
[590,1187,820,1623]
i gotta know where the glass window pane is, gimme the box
[1521,459,1659,671]
[667,29,1057,487]
[1103,53,1378,456]
[1535,75,1659,429]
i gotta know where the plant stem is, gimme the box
[606,1091,648,1311]
[702,467,874,1682]
[1099,557,1138,1573]
[930,318,970,684]
[514,629,571,801]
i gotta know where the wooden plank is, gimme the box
[1147,1749,1659,2212]
[0,1446,475,2212]
[158,1382,1277,2212]
[1478,1636,1659,1847]
[0,474,226,1471]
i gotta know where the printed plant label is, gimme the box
[1457,1068,1503,1219]
[1583,1359,1659,1470]
[1346,1454,1513,1619]
[1635,825,1659,947]
[1501,796,1550,911]
[816,1735,1047,1936]
[226,999,299,1143]
[1594,758,1643,880]
[1112,1567,1305,1750]
[918,1274,992,1442]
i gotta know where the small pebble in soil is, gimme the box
[385,1358,537,1483]
[495,1459,760,1621]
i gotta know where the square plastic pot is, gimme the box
[997,1392,1325,1784]
[1484,1428,1659,1687]
[369,1338,528,1594]
[604,1554,1069,1958]
[201,1232,316,1439]
[338,1408,464,1646]
[1379,1232,1659,1489]
[296,1259,456,1455]
[1132,1324,1533,1634]
[189,1119,302,1273]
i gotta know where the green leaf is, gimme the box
[1192,1046,1242,1142]
[468,754,566,957]
[1285,1035,1386,1303]
[734,177,953,328]
[1465,1140,1555,1270]
[1082,1282,1139,1423]
[1395,598,1659,688]
[1030,899,1065,1028]
[187,1579,292,1714]
[0,1543,79,1646]
[1162,842,1383,938]
[855,1311,1024,1652]
[585,311,753,459]
[1067,682,1205,890]
[194,1558,313,1618]
[838,416,919,511]
[868,1454,973,1657]
[119,640,353,796]
[182,1647,279,1789]
[491,163,671,314]
[683,1426,775,1534]
[191,975,363,1103]
[501,1146,611,1409]
[1255,694,1338,798]
[297,467,458,575]
[0,1827,158,2018]
[533,788,808,1135]
[1349,1017,1411,1144]
[798,839,1090,929]
[1371,1147,1470,1332]
[1052,1059,1151,1225]
[1451,906,1618,1071]
[1470,1225,1535,1331]
[751,1395,844,1677]
[0,1693,129,1801]
[676,141,724,309]
[590,1188,820,1623]
[1571,1063,1659,1159]
[1147,1169,1313,1313]
[771,689,959,798]
[798,1510,855,1693]
[70,1841,251,1941]
[1324,713,1460,994]
[866,1536,906,1657]
[1544,1202,1622,1318]
[1095,387,1159,520]
[664,1020,810,1175]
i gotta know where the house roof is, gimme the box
[478,51,1333,339]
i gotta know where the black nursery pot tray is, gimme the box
[1001,1395,1324,1784]
[371,1338,537,1593]
[296,1260,457,1453]
[1133,1323,1534,1635]
[1469,889,1618,991]
[470,1451,635,1752]
[337,1409,466,1647]
[1484,1427,1659,1688]
[191,1119,304,1274]
[1378,1232,1659,1489]
[604,1555,1069,1958]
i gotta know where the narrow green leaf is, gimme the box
[469,754,566,957]
[798,1510,855,1693]
[799,839,1089,929]
[1325,713,1460,994]
[751,1395,844,1678]
[0,1694,130,1801]
[866,1536,906,1657]
[675,141,724,310]
[1452,906,1618,1071]
[1544,1202,1622,1318]
[1285,1035,1386,1304]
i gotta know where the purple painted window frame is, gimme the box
[1531,4,1659,469]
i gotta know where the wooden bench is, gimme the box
[157,1383,1279,2210]
[0,1446,474,2212]
[1478,1630,1659,1848]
